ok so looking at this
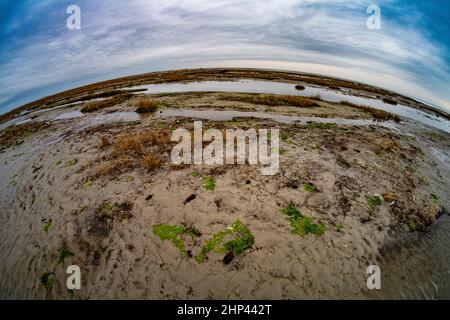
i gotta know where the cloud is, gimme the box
[0,0,449,113]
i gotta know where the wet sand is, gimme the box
[0,69,449,299]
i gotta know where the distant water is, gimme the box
[130,79,450,133]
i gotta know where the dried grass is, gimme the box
[136,99,158,113]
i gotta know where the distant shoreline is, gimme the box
[1,68,449,123]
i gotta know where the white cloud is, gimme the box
[0,0,448,112]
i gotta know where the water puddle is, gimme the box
[79,112,140,129]
[155,107,399,130]
[131,79,450,133]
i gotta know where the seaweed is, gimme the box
[281,202,325,236]
[41,272,55,292]
[58,248,75,264]
[152,224,199,256]
[196,220,254,263]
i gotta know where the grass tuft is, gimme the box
[136,99,158,113]
[141,154,161,171]
[304,183,318,192]
[43,219,53,233]
[366,194,382,209]
[203,176,216,191]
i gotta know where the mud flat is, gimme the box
[0,69,449,299]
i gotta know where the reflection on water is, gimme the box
[132,80,450,133]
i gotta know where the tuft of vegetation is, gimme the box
[58,248,75,264]
[96,201,133,224]
[307,122,336,129]
[64,159,78,168]
[430,194,439,204]
[43,219,53,233]
[281,202,325,236]
[290,216,326,236]
[304,183,318,193]
[82,179,93,189]
[340,100,400,122]
[80,93,132,113]
[190,170,199,177]
[221,94,319,108]
[141,153,161,171]
[408,220,417,232]
[152,224,200,257]
[337,156,351,168]
[41,272,55,292]
[136,99,158,113]
[382,97,398,105]
[366,194,382,209]
[196,220,255,263]
[336,223,344,232]
[203,176,216,191]
[93,128,171,177]
[282,202,302,220]
[98,135,111,149]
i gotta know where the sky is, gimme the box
[0,0,449,114]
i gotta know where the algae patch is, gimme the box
[43,219,53,233]
[203,176,216,191]
[152,224,200,257]
[58,248,75,264]
[196,220,254,263]
[281,202,325,236]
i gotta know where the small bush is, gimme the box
[141,154,161,171]
[136,99,158,113]
[98,135,110,148]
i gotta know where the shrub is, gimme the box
[136,99,158,113]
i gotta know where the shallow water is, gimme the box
[155,107,400,130]
[132,79,450,133]
[369,215,450,299]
